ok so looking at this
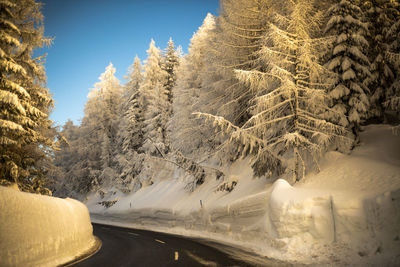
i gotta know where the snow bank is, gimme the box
[0,186,98,267]
[88,125,400,265]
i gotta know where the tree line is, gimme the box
[1,0,399,196]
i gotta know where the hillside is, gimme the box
[87,124,400,265]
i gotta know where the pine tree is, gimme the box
[324,0,370,137]
[0,0,56,193]
[139,40,170,155]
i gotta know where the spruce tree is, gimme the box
[384,3,400,133]
[324,0,370,137]
[139,40,169,155]
[115,56,144,190]
[170,14,217,157]
[95,63,122,185]
[120,56,144,153]
[0,0,56,193]
[363,0,398,121]
[162,38,179,103]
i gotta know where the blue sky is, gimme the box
[38,0,219,126]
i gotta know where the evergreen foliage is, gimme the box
[0,0,56,193]
[324,0,370,137]
[363,0,398,121]
[139,40,170,155]
[198,0,351,181]
[169,14,217,157]
[162,38,179,103]
[51,0,400,197]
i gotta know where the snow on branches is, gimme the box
[196,0,351,182]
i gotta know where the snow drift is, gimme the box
[0,186,98,267]
[88,125,400,265]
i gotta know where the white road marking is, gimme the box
[175,251,179,261]
[155,239,166,244]
[128,232,139,236]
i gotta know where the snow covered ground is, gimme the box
[88,124,400,265]
[0,186,99,267]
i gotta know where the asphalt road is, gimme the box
[72,223,283,267]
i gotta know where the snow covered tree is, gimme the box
[115,56,144,191]
[75,89,104,193]
[122,56,143,103]
[363,0,398,121]
[139,40,170,155]
[200,0,269,126]
[119,56,144,153]
[198,0,351,181]
[324,0,370,137]
[384,4,400,133]
[94,63,122,182]
[51,120,80,196]
[169,14,217,157]
[162,38,179,103]
[0,0,57,193]
[69,63,122,193]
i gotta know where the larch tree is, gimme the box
[198,0,351,182]
[0,0,56,193]
[201,0,268,126]
[323,0,370,138]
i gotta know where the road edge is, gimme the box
[90,220,290,266]
[59,236,102,267]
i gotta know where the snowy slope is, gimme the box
[88,124,400,265]
[0,186,99,267]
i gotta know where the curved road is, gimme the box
[73,223,285,267]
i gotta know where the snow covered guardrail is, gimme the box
[0,186,99,267]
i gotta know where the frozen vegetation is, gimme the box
[87,124,400,265]
[1,0,400,266]
[0,186,98,266]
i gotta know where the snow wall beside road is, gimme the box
[0,186,98,267]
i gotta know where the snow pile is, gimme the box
[268,179,335,243]
[88,125,400,265]
[0,186,98,267]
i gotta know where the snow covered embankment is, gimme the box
[89,125,400,265]
[0,186,99,267]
